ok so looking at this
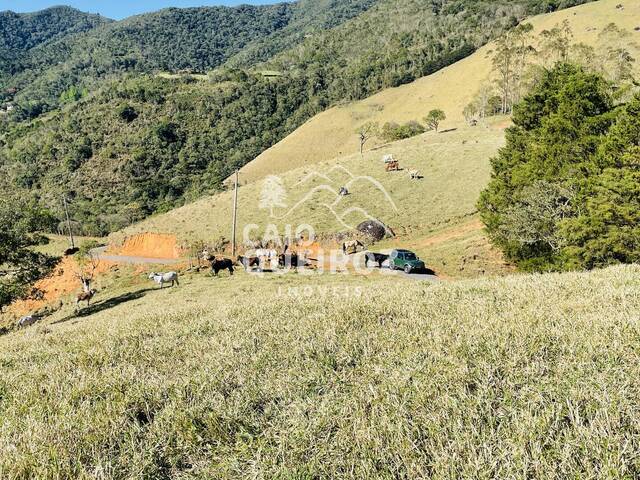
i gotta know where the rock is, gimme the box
[356,220,392,241]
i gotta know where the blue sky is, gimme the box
[2,0,283,20]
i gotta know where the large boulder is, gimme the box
[356,220,391,241]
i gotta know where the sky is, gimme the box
[2,0,283,19]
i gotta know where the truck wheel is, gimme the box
[404,264,412,274]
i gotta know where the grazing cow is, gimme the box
[149,272,180,289]
[408,169,421,180]
[76,289,97,310]
[385,160,400,172]
[211,258,234,276]
[365,252,389,268]
[237,256,260,271]
[278,253,300,269]
[342,240,365,255]
[17,315,39,328]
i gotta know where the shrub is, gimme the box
[381,120,425,141]
[118,104,138,123]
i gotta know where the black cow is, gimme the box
[237,255,260,271]
[211,258,234,276]
[365,252,389,268]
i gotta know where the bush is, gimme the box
[118,105,138,123]
[381,120,425,141]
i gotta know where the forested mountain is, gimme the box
[0,0,596,235]
[0,7,109,78]
[0,6,109,53]
[1,0,376,119]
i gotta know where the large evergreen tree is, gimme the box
[479,64,639,271]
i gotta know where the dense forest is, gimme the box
[0,7,109,83]
[0,6,109,58]
[0,0,596,234]
[1,74,315,234]
[1,0,376,118]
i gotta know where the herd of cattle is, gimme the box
[15,241,389,328]
[148,241,390,290]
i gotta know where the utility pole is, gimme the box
[63,196,75,249]
[231,170,239,258]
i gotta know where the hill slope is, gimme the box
[2,0,601,236]
[111,0,640,278]
[115,120,510,277]
[239,0,640,184]
[1,264,639,477]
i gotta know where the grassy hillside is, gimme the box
[1,264,639,477]
[240,0,640,184]
[114,120,509,277]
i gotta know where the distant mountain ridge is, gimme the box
[0,6,110,52]
[0,6,110,75]
[0,0,377,115]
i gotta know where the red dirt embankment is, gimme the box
[109,233,181,259]
[8,256,112,317]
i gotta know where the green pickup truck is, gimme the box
[389,249,426,274]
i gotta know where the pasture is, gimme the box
[239,0,640,184]
[114,122,508,278]
[1,264,640,478]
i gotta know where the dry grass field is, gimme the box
[239,0,640,183]
[1,264,640,478]
[2,4,639,476]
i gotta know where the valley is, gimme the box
[1,0,640,477]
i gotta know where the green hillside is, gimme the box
[0,7,109,69]
[1,74,316,235]
[1,263,639,477]
[0,7,108,95]
[0,0,596,236]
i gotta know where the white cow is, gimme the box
[17,315,39,328]
[149,272,180,289]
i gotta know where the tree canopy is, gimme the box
[0,197,59,311]
[478,64,640,271]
